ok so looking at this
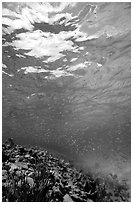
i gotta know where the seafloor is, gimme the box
[2,138,130,202]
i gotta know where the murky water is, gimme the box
[2,2,131,183]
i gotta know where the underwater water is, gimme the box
[2,2,131,184]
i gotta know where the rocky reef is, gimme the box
[2,138,130,202]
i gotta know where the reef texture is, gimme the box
[2,139,130,202]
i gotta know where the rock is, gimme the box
[67,180,74,187]
[2,170,7,176]
[10,163,18,171]
[25,154,30,159]
[16,170,21,177]
[63,194,74,202]
[2,175,8,181]
[18,180,22,187]
[15,162,28,170]
[9,162,28,171]
[26,177,34,187]
[87,198,93,202]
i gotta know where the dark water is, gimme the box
[2,2,131,183]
